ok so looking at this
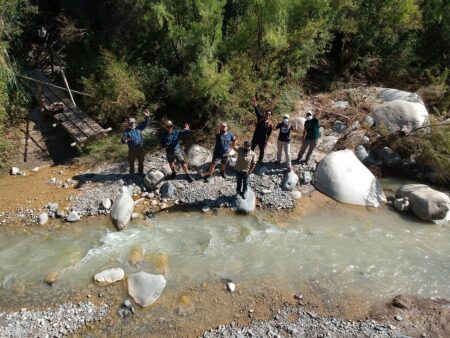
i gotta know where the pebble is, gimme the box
[394,315,403,321]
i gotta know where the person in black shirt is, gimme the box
[275,114,294,171]
[251,96,273,163]
[297,110,320,164]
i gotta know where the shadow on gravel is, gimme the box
[72,173,145,188]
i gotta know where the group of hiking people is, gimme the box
[122,98,320,199]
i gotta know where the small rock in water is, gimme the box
[94,268,125,286]
[226,281,236,293]
[38,212,49,225]
[66,211,80,222]
[10,167,20,175]
[44,271,58,285]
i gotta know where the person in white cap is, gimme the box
[121,109,151,175]
[297,109,320,164]
[275,114,294,170]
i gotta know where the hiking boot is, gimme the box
[275,161,281,165]
[186,174,194,183]
[220,171,227,179]
[241,191,247,199]
[203,175,211,183]
[169,171,177,179]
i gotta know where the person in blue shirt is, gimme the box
[121,109,150,175]
[160,120,194,183]
[202,122,236,181]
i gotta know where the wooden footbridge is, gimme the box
[22,69,110,146]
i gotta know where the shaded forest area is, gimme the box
[1,0,449,167]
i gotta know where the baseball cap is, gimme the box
[128,118,136,123]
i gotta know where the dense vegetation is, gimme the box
[0,0,449,175]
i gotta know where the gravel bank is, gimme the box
[202,305,402,338]
[0,301,109,337]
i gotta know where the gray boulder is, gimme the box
[314,150,386,207]
[396,184,450,222]
[282,171,299,191]
[318,136,339,153]
[127,272,167,307]
[372,100,428,132]
[186,145,212,168]
[379,147,402,167]
[144,170,165,191]
[235,188,256,214]
[94,268,125,286]
[376,88,424,104]
[66,211,80,222]
[160,182,177,198]
[111,187,135,231]
[38,212,49,225]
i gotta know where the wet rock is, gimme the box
[396,184,450,222]
[111,187,134,231]
[94,268,125,286]
[129,246,144,266]
[131,212,144,220]
[127,272,167,307]
[101,198,112,210]
[377,87,424,104]
[160,181,176,198]
[314,150,386,207]
[66,211,80,222]
[44,271,58,285]
[186,145,212,168]
[38,212,49,225]
[378,147,402,167]
[372,100,428,132]
[144,170,165,191]
[394,197,410,212]
[236,188,256,214]
[10,167,20,175]
[282,171,299,191]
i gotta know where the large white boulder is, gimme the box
[111,187,135,231]
[144,170,165,191]
[372,100,428,132]
[127,272,167,307]
[313,150,386,207]
[235,188,256,214]
[395,184,450,222]
[94,268,125,286]
[376,88,424,104]
[186,145,212,168]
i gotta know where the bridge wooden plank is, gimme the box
[27,70,105,142]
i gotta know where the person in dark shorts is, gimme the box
[203,122,236,181]
[275,114,294,171]
[234,140,257,199]
[160,120,194,183]
[121,109,150,175]
[297,110,320,164]
[251,96,273,163]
